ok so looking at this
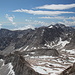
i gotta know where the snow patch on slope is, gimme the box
[48,26,53,28]
[32,66,48,74]
[57,38,69,48]
[0,59,4,67]
[45,37,69,49]
[0,61,15,75]
[7,63,15,75]
[32,65,63,75]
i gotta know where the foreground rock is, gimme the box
[0,53,42,75]
[60,63,75,75]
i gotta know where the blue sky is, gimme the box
[0,0,75,30]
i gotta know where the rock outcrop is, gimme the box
[4,53,42,75]
[60,63,75,75]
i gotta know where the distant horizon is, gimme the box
[0,0,75,30]
[0,23,75,31]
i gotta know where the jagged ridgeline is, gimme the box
[0,24,75,75]
[0,24,75,55]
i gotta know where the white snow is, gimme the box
[0,62,15,75]
[27,47,75,75]
[31,47,37,50]
[38,62,63,67]
[44,38,69,49]
[32,66,48,74]
[57,38,69,48]
[23,46,29,51]
[7,63,15,75]
[62,49,75,54]
[30,56,55,59]
[44,44,51,48]
[32,65,64,75]
[16,47,23,51]
[28,52,75,75]
[66,50,75,54]
[49,26,53,28]
[0,59,4,62]
[31,52,35,54]
[0,59,4,67]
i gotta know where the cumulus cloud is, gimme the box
[5,14,16,25]
[35,4,75,10]
[12,9,75,16]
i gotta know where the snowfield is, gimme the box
[25,48,75,75]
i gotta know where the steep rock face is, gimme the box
[0,24,75,55]
[65,32,75,49]
[0,62,15,75]
[0,28,33,50]
[4,53,42,75]
[15,24,74,50]
[60,63,75,75]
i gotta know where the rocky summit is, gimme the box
[0,24,75,75]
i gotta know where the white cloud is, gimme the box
[24,17,75,26]
[5,14,16,25]
[63,19,75,26]
[52,17,75,26]
[0,24,2,26]
[58,21,75,26]
[0,24,2,28]
[12,20,49,30]
[24,25,35,30]
[14,25,35,30]
[12,9,75,16]
[35,4,75,10]
[68,16,75,21]
[25,19,49,26]
[39,16,65,19]
[39,16,75,26]
[39,16,75,21]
